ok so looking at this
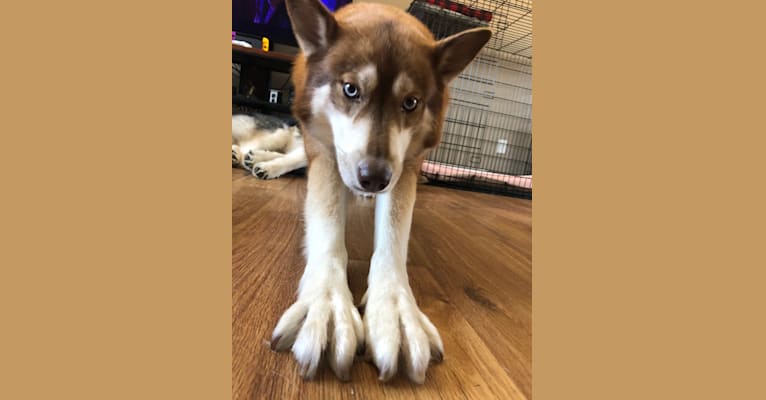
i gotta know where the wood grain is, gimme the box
[232,169,532,399]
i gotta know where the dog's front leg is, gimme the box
[362,166,444,383]
[270,154,363,381]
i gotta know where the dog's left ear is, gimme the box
[285,0,338,57]
[434,28,492,82]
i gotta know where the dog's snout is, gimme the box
[357,159,392,192]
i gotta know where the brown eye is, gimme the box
[343,83,360,99]
[402,96,418,112]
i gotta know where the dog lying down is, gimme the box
[231,114,308,179]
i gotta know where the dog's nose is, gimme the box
[357,158,392,192]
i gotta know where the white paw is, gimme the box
[243,150,283,172]
[361,286,444,383]
[242,150,254,171]
[271,282,364,380]
[252,160,285,179]
[232,145,241,166]
[242,151,261,172]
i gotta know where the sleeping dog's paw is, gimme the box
[232,145,242,166]
[243,151,263,171]
[271,280,364,380]
[242,151,254,171]
[252,160,288,179]
[361,286,444,383]
[243,150,282,172]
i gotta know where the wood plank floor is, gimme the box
[232,169,532,399]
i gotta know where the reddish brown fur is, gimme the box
[273,0,491,383]
[290,3,451,166]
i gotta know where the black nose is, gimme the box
[357,159,392,192]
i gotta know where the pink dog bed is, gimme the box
[421,160,532,189]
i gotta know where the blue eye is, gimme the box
[343,83,360,98]
[402,96,418,112]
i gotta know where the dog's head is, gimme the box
[287,0,490,194]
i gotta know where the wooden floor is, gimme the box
[232,169,532,399]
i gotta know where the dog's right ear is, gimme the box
[285,0,338,56]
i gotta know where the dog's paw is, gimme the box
[252,160,287,179]
[244,150,284,172]
[271,285,364,380]
[361,287,444,383]
[232,145,242,166]
[242,151,257,171]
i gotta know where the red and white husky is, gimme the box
[269,0,490,383]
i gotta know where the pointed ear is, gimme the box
[285,0,338,56]
[434,28,492,82]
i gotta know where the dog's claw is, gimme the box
[378,366,397,382]
[432,349,443,363]
[299,366,314,380]
[270,334,282,351]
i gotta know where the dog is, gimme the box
[231,114,307,179]
[269,0,490,383]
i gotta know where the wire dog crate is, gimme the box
[408,0,532,199]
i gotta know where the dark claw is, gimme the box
[299,365,315,380]
[378,366,396,382]
[432,349,444,363]
[270,334,282,351]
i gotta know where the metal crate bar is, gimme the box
[408,0,533,198]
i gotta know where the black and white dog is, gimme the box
[231,113,307,179]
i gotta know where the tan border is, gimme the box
[534,1,766,399]
[1,0,231,398]
[3,0,766,399]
